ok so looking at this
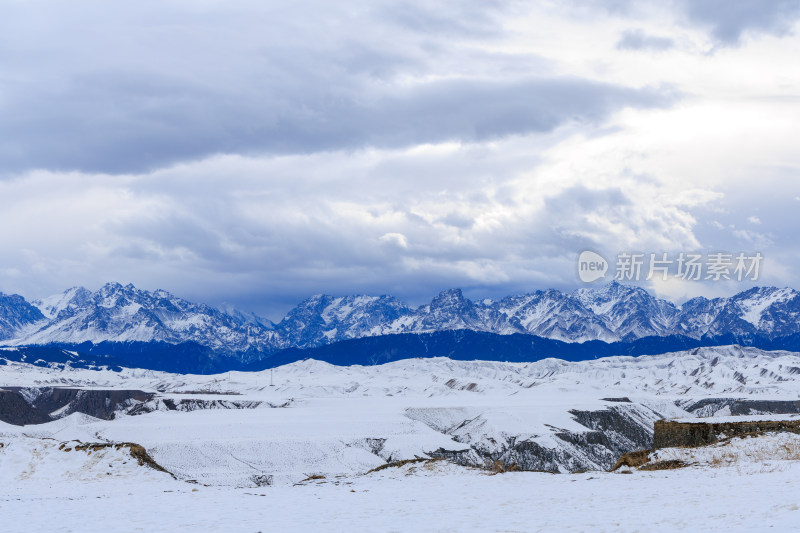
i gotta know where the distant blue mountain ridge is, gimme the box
[1,281,800,373]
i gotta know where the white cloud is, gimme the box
[2,1,800,314]
[379,233,409,249]
[733,229,773,247]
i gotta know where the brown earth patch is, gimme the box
[64,441,174,477]
[639,460,688,471]
[611,450,650,471]
[366,458,440,474]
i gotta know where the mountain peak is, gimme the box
[4,282,800,355]
[431,288,466,302]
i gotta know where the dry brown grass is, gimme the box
[639,460,688,471]
[74,442,115,453]
[702,434,800,466]
[612,432,800,472]
[488,460,520,475]
[366,458,439,474]
[422,460,440,472]
[632,433,800,471]
[127,443,174,476]
[708,452,738,467]
[779,440,800,460]
[61,441,174,476]
[299,474,326,482]
[611,450,651,471]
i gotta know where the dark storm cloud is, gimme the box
[616,29,675,51]
[0,72,675,175]
[0,0,675,175]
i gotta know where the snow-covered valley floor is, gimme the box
[2,345,800,531]
[3,457,800,532]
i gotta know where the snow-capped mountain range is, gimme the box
[22,283,280,352]
[1,281,800,355]
[270,283,800,347]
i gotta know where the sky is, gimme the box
[2,0,800,319]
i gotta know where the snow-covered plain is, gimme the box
[2,445,800,532]
[2,345,800,531]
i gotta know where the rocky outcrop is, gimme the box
[679,398,800,417]
[0,387,153,425]
[417,404,664,473]
[419,401,800,473]
[127,397,266,415]
[29,387,153,420]
[0,387,272,425]
[653,418,800,449]
[569,405,656,452]
[0,389,51,425]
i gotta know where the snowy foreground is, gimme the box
[2,345,800,531]
[2,453,800,532]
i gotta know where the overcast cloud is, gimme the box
[2,0,800,318]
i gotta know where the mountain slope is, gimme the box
[573,282,680,340]
[275,294,412,347]
[489,289,617,342]
[32,286,94,320]
[0,292,46,341]
[19,283,281,353]
[676,286,800,340]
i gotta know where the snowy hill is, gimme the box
[4,344,799,398]
[3,345,800,532]
[2,345,800,482]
